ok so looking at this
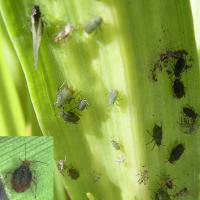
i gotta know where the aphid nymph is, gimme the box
[172,79,185,99]
[54,24,74,42]
[109,89,119,105]
[59,110,80,124]
[76,99,89,111]
[168,144,185,164]
[31,5,43,69]
[55,83,75,108]
[84,16,103,34]
[111,140,120,150]
[147,124,162,149]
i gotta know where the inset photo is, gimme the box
[0,136,53,200]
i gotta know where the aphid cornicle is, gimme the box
[31,5,43,69]
[84,16,103,34]
[172,79,185,99]
[155,188,171,200]
[55,83,75,108]
[147,124,162,149]
[54,24,74,42]
[76,99,89,111]
[109,89,119,105]
[59,110,80,124]
[168,144,185,164]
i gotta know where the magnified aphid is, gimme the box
[183,106,198,120]
[137,167,149,185]
[67,167,80,180]
[111,140,120,150]
[84,16,103,34]
[54,24,74,42]
[59,110,80,124]
[55,83,75,108]
[57,156,66,174]
[109,89,119,105]
[155,188,171,200]
[168,144,185,164]
[147,124,162,149]
[172,79,185,99]
[76,99,89,111]
[31,5,43,69]
[174,57,186,78]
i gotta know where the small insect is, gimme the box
[92,172,102,183]
[55,83,75,108]
[179,118,199,135]
[175,187,189,197]
[57,156,66,174]
[115,154,126,164]
[172,79,185,99]
[84,16,103,34]
[147,124,162,149]
[111,140,120,150]
[137,167,149,185]
[67,167,80,180]
[168,144,185,164]
[0,177,9,200]
[54,24,74,42]
[59,110,80,124]
[174,57,186,78]
[31,5,43,69]
[109,89,119,105]
[76,99,89,111]
[183,106,198,120]
[163,176,175,190]
[155,188,171,200]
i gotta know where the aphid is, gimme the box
[175,187,189,197]
[155,188,171,200]
[147,124,162,149]
[76,99,89,111]
[57,156,66,174]
[67,167,80,180]
[0,177,9,200]
[111,140,120,150]
[172,79,185,99]
[55,83,75,108]
[109,89,119,105]
[59,110,80,124]
[168,144,185,164]
[137,168,149,185]
[115,154,126,164]
[183,106,198,120]
[54,24,74,42]
[11,160,33,193]
[31,5,43,69]
[92,172,102,183]
[174,57,186,78]
[179,118,199,135]
[163,176,174,190]
[84,16,103,34]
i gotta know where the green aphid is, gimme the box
[31,5,43,69]
[84,16,102,34]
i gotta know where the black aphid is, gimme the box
[147,124,162,149]
[59,111,80,124]
[183,106,198,120]
[155,188,171,200]
[67,167,80,180]
[172,79,185,99]
[174,57,186,78]
[168,144,185,164]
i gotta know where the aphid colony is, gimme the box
[55,82,89,124]
[57,156,80,180]
[31,5,103,69]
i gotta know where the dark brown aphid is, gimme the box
[155,188,171,200]
[172,79,185,99]
[168,144,185,164]
[174,57,186,78]
[147,124,162,149]
[11,160,33,193]
[67,167,80,180]
[183,106,198,120]
[59,110,80,124]
[175,187,189,197]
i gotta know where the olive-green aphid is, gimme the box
[84,16,102,34]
